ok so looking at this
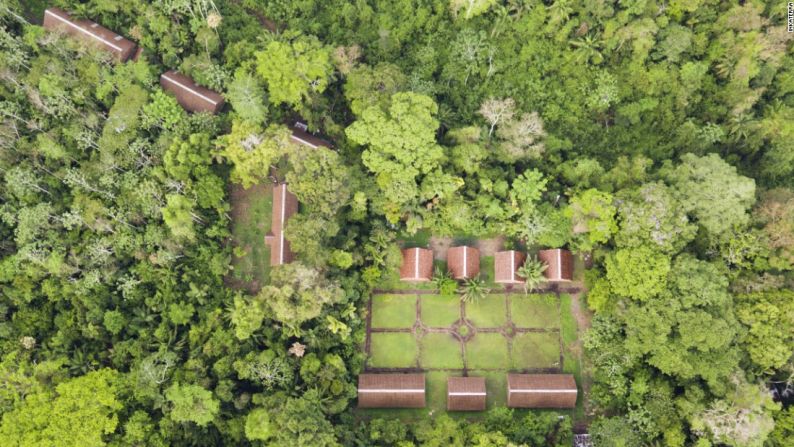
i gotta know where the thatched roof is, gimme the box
[400,248,433,282]
[160,70,225,114]
[43,8,137,62]
[538,249,573,281]
[447,376,486,411]
[447,246,480,280]
[358,373,426,408]
[264,184,298,266]
[507,374,577,408]
[494,250,526,284]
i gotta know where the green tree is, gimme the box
[346,92,449,222]
[667,153,756,240]
[255,33,333,107]
[606,247,671,302]
[566,189,618,251]
[165,382,220,427]
[344,63,406,117]
[257,262,344,333]
[245,407,272,441]
[0,369,122,447]
[267,391,340,447]
[615,182,697,254]
[735,290,794,373]
[216,121,292,187]
[286,147,352,219]
[226,70,268,123]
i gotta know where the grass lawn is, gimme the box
[470,370,508,408]
[510,294,559,329]
[368,333,418,368]
[560,294,586,419]
[466,333,509,370]
[479,256,496,287]
[511,332,561,369]
[227,184,272,294]
[465,294,507,328]
[420,333,463,369]
[420,294,461,327]
[371,294,417,329]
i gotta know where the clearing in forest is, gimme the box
[225,183,273,294]
[362,292,579,415]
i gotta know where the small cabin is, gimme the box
[538,248,574,282]
[43,8,137,62]
[400,248,434,282]
[506,374,577,409]
[447,377,486,411]
[494,250,526,284]
[264,184,299,266]
[160,70,225,114]
[446,246,480,280]
[357,373,426,408]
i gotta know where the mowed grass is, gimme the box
[368,333,418,368]
[227,184,273,294]
[511,294,559,328]
[470,370,508,408]
[420,295,461,327]
[465,294,507,327]
[420,333,463,369]
[371,294,416,329]
[511,332,561,369]
[466,333,509,369]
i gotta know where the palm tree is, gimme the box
[516,255,547,294]
[431,267,457,296]
[459,276,491,303]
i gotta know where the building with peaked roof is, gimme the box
[447,376,487,411]
[43,8,137,62]
[447,246,480,280]
[494,250,526,284]
[506,374,577,408]
[538,248,574,282]
[290,123,332,149]
[160,70,225,114]
[400,247,433,282]
[264,184,298,266]
[357,373,426,408]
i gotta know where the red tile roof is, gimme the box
[494,250,526,284]
[447,246,480,280]
[264,184,298,266]
[507,374,577,408]
[160,70,225,114]
[447,376,486,411]
[43,8,137,62]
[290,125,332,149]
[400,248,434,282]
[358,374,426,408]
[538,249,574,281]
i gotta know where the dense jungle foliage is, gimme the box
[1,0,793,446]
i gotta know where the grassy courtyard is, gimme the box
[364,292,567,414]
[225,183,273,294]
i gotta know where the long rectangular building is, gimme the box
[43,8,137,62]
[507,374,577,408]
[160,70,225,114]
[358,373,426,408]
[264,184,298,266]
